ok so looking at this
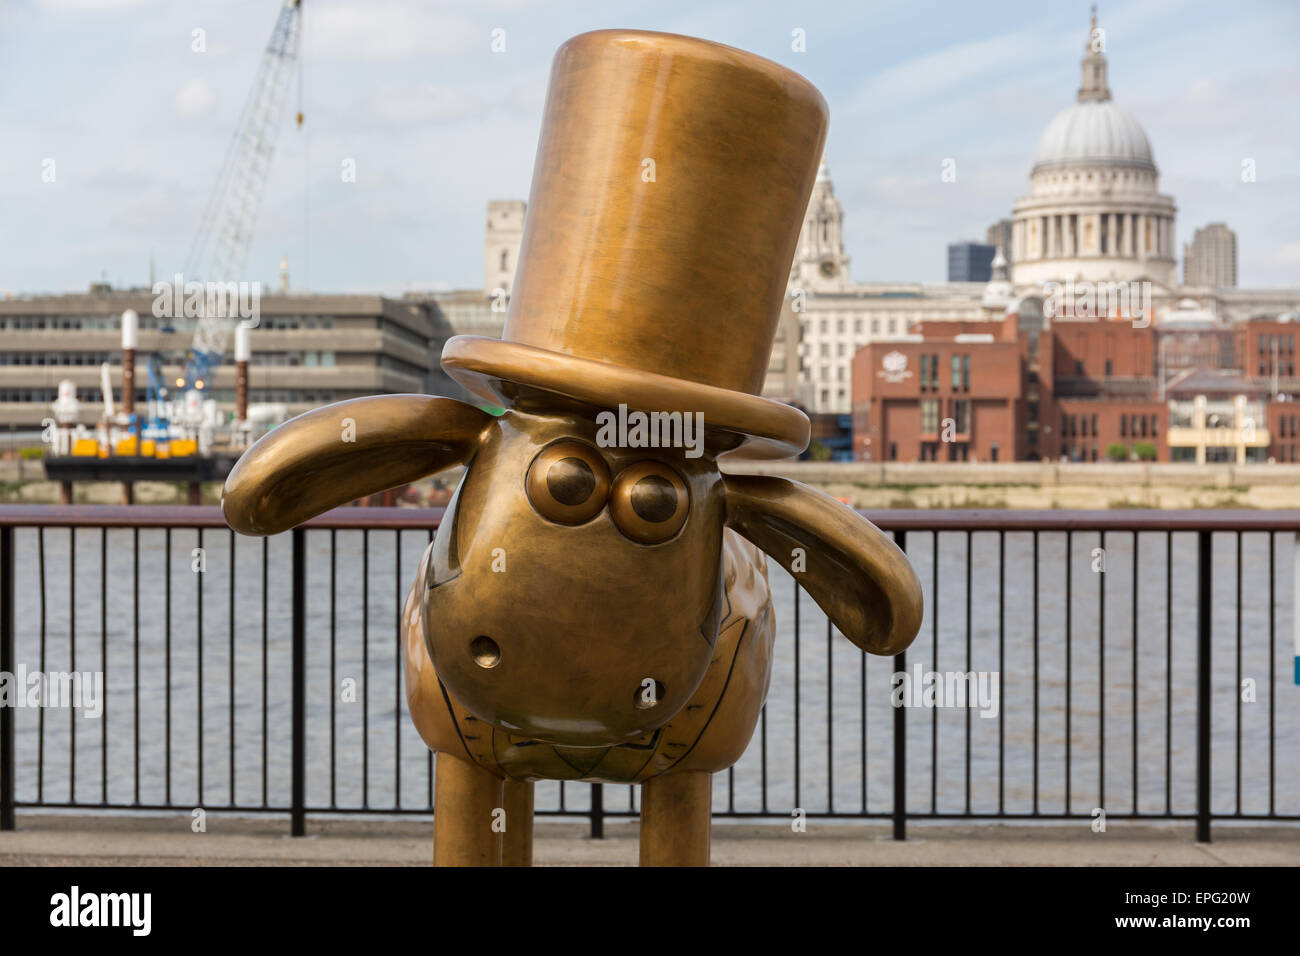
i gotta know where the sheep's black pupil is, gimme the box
[547,457,595,506]
[631,475,676,523]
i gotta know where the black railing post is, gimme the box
[893,650,906,840]
[892,529,907,841]
[1,526,15,831]
[589,783,604,839]
[1196,530,1212,843]
[291,527,306,837]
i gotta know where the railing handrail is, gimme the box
[0,504,447,529]
[1,503,1299,532]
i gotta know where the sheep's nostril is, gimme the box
[470,635,501,669]
[633,678,665,710]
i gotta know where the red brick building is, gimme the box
[1041,319,1163,461]
[851,314,1027,462]
[851,312,1300,464]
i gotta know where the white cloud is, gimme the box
[37,0,155,10]
[371,85,482,124]
[1272,243,1300,267]
[174,78,216,117]
[304,1,477,60]
[846,26,1046,113]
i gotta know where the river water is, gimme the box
[7,525,1298,821]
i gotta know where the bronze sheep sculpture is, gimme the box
[222,29,923,866]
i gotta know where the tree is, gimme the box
[1105,443,1128,462]
[1133,442,1157,462]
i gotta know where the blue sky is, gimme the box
[2,0,1297,294]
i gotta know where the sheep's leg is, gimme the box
[433,753,504,866]
[639,771,712,866]
[501,779,535,867]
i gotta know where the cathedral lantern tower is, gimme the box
[791,157,851,292]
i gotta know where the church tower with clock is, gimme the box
[791,157,851,292]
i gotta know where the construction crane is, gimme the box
[42,4,304,499]
[179,0,304,394]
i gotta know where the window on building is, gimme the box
[854,319,862,334]
[888,319,897,334]
[871,319,880,335]
[1091,414,1098,436]
[920,354,929,391]
[951,355,960,390]
[1105,359,1112,376]
[889,442,897,461]
[991,442,999,462]
[1121,416,1127,437]
[837,319,845,334]
[929,354,939,390]
[921,399,939,434]
[962,355,970,391]
[952,400,970,435]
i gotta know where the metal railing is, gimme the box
[1,505,1297,842]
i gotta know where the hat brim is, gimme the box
[441,336,809,460]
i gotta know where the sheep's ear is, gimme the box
[222,395,492,536]
[723,474,923,656]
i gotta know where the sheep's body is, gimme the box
[403,528,774,784]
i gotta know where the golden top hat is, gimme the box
[442,29,828,459]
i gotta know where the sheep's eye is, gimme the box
[526,441,610,524]
[610,461,689,544]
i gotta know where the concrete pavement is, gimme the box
[1,814,1296,866]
